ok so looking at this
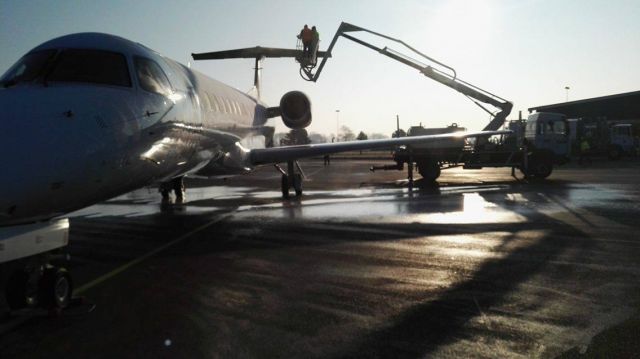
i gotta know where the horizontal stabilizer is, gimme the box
[192,46,331,60]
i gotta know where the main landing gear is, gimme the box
[160,176,185,203]
[276,160,305,198]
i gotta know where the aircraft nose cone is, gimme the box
[0,88,102,224]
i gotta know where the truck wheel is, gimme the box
[5,270,38,310]
[522,151,553,180]
[608,145,622,160]
[533,161,553,179]
[417,160,441,182]
[38,267,73,309]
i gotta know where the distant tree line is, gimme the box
[274,125,390,146]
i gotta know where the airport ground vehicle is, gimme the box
[376,112,571,182]
[567,118,636,160]
[299,22,570,182]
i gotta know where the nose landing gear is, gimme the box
[2,219,76,315]
[5,262,73,313]
[159,176,185,203]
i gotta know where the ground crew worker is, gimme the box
[579,137,591,165]
[311,26,320,59]
[298,25,313,57]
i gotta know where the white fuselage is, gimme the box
[0,33,272,226]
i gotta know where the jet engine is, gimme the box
[278,91,312,129]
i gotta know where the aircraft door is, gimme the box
[534,119,569,156]
[548,119,570,156]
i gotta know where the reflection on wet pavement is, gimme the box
[3,160,640,358]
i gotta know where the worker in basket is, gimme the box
[298,24,313,58]
[310,26,320,62]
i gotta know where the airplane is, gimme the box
[0,32,508,311]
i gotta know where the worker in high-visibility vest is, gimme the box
[579,137,591,165]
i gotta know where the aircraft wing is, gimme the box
[249,130,510,165]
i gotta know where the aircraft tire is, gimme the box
[172,177,185,199]
[5,270,38,310]
[160,189,171,201]
[293,174,303,197]
[38,267,73,310]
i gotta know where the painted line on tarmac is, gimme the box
[0,214,228,336]
[75,214,229,295]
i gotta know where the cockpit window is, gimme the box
[0,50,56,87]
[46,49,131,87]
[134,57,172,96]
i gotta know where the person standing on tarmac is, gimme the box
[298,25,313,58]
[579,137,591,165]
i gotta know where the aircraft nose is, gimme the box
[0,88,114,224]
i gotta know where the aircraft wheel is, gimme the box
[281,174,290,198]
[172,177,185,201]
[38,267,73,310]
[160,189,171,200]
[293,174,303,197]
[5,270,38,310]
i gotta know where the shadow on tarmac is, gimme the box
[150,180,599,357]
[1,179,615,358]
[336,183,596,358]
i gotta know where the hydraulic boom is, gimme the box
[304,22,513,131]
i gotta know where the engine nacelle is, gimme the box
[279,91,312,129]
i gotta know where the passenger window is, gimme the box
[134,57,171,96]
[209,94,220,112]
[47,49,131,87]
[222,98,231,113]
[201,92,211,111]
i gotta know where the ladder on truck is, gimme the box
[301,22,512,132]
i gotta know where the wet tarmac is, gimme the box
[1,158,640,358]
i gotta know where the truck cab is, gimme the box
[609,124,634,158]
[524,112,570,162]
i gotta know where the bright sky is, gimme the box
[1,0,639,136]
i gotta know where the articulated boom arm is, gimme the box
[306,22,512,131]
